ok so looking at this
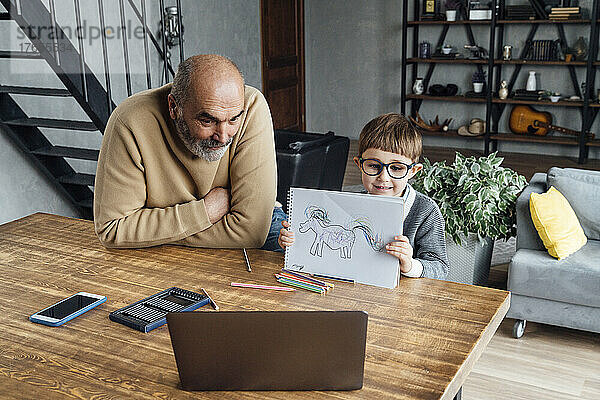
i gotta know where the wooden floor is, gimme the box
[344,143,600,399]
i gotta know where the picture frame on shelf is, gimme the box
[422,0,441,19]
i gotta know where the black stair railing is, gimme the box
[2,0,181,124]
[1,0,112,129]
[0,0,185,218]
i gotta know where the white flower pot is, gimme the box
[446,10,457,21]
[473,82,484,93]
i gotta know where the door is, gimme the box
[261,0,305,131]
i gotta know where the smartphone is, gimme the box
[29,292,107,327]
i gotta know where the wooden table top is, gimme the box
[0,213,509,399]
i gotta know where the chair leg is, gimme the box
[513,319,527,339]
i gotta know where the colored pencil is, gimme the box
[230,282,295,291]
[275,274,327,292]
[280,268,333,288]
[276,277,325,294]
[276,279,323,294]
[276,275,322,289]
[277,272,331,290]
[242,248,252,272]
[201,288,219,311]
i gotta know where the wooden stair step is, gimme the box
[0,12,10,20]
[0,50,42,59]
[4,117,97,131]
[30,145,99,161]
[58,173,95,186]
[0,85,71,96]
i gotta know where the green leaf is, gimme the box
[419,152,526,241]
[463,193,477,203]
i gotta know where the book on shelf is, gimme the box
[549,6,588,20]
[549,15,582,19]
[504,5,535,19]
[550,7,581,12]
[505,5,536,19]
[513,89,549,101]
[525,40,560,61]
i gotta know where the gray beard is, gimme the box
[175,116,233,162]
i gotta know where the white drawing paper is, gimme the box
[284,187,404,288]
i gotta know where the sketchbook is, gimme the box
[284,187,404,289]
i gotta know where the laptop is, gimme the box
[166,310,368,391]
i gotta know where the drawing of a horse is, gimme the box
[298,206,384,258]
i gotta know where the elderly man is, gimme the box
[94,54,284,250]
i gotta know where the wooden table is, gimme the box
[0,213,509,399]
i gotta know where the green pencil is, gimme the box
[275,273,328,292]
[275,274,325,292]
[276,277,325,294]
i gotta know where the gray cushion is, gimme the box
[508,239,600,308]
[516,173,546,251]
[547,167,600,241]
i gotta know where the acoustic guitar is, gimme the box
[509,105,591,138]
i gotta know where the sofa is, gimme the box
[507,167,600,338]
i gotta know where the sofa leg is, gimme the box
[513,319,526,339]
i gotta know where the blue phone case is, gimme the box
[29,293,107,327]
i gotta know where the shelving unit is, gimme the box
[400,0,600,163]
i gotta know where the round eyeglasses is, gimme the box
[358,158,417,179]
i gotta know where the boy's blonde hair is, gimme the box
[358,113,422,162]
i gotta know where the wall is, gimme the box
[177,0,262,89]
[0,126,79,225]
[0,0,261,224]
[304,0,403,138]
[304,0,600,160]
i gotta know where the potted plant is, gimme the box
[472,70,486,93]
[445,0,461,21]
[411,152,527,285]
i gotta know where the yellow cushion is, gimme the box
[530,186,587,260]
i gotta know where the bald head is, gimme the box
[170,54,244,108]
[168,55,246,161]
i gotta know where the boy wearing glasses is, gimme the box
[278,113,448,279]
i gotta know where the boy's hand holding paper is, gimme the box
[278,220,295,249]
[386,235,414,273]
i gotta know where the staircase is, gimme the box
[0,0,182,219]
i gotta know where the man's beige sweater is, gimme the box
[94,84,277,248]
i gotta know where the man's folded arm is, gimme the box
[174,91,277,248]
[94,114,213,248]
